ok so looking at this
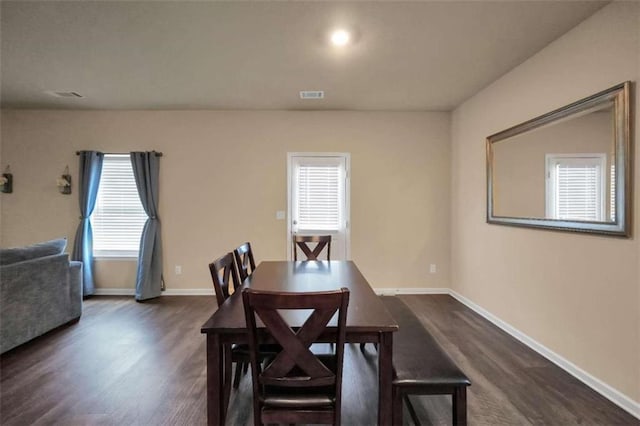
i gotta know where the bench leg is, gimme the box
[392,385,403,426]
[452,386,467,426]
[233,361,243,389]
[404,394,421,426]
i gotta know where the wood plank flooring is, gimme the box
[0,295,637,425]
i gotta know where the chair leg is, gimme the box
[233,361,243,389]
[243,361,249,374]
[452,387,467,426]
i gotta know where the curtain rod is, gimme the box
[76,151,163,157]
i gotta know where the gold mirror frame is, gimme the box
[486,81,633,237]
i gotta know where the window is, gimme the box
[295,162,343,231]
[545,154,606,221]
[288,153,350,260]
[91,154,147,257]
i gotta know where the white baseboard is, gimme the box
[374,287,449,296]
[92,288,214,296]
[162,288,215,296]
[93,288,135,296]
[95,287,448,297]
[448,289,640,419]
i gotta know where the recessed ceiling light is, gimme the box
[330,29,351,47]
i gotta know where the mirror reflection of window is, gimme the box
[545,154,606,221]
[610,164,616,220]
[486,81,630,236]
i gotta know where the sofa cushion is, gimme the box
[0,238,67,266]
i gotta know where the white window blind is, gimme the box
[556,163,600,220]
[91,154,147,257]
[546,154,605,221]
[295,164,342,231]
[610,164,616,220]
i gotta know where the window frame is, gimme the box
[91,154,147,259]
[545,153,606,222]
[287,152,351,261]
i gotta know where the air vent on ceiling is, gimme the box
[47,91,84,98]
[300,90,324,100]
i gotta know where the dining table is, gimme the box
[200,260,399,425]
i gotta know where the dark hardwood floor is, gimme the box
[0,295,636,425]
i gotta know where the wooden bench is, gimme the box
[379,296,471,426]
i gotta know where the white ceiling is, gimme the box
[0,1,607,111]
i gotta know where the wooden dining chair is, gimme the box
[242,287,350,426]
[234,242,256,282]
[208,252,241,418]
[209,252,240,307]
[209,252,281,398]
[293,235,332,261]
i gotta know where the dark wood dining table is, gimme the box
[201,260,399,425]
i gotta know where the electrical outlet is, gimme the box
[429,264,437,274]
[175,265,182,275]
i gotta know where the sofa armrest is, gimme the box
[69,261,83,318]
[1,253,74,353]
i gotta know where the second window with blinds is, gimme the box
[288,153,350,261]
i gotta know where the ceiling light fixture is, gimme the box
[330,29,351,47]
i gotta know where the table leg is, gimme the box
[207,333,224,426]
[379,331,393,425]
[223,345,232,420]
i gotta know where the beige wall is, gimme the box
[451,1,639,404]
[0,110,451,291]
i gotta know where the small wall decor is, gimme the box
[57,165,72,194]
[0,165,13,193]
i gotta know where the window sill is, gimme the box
[94,255,138,261]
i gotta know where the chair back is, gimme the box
[209,252,240,307]
[242,287,349,425]
[233,242,256,282]
[293,235,332,261]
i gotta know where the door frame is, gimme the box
[286,152,351,261]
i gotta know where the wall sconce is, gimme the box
[56,165,72,195]
[0,165,13,194]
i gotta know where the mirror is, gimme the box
[486,81,632,237]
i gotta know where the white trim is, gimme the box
[94,252,139,259]
[162,288,215,296]
[373,287,449,296]
[95,256,138,262]
[93,288,136,296]
[448,289,640,419]
[95,287,448,297]
[93,288,215,296]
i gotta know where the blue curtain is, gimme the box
[131,151,163,301]
[71,151,104,297]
